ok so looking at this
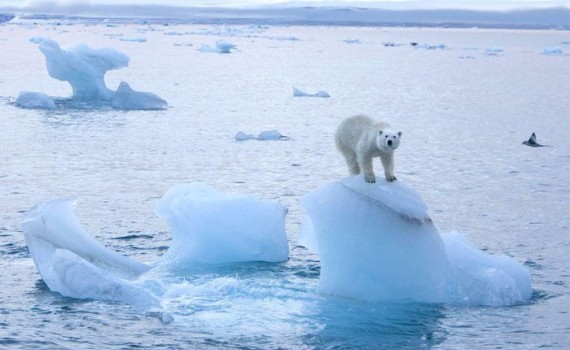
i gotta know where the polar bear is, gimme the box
[335,115,402,183]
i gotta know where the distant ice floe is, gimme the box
[16,91,56,110]
[485,47,503,56]
[199,40,237,53]
[293,87,330,98]
[119,37,147,43]
[235,130,290,141]
[17,37,167,110]
[300,176,532,306]
[343,39,362,44]
[542,47,567,56]
[415,43,447,50]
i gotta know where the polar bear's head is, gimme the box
[376,130,402,152]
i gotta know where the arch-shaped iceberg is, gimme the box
[19,38,167,110]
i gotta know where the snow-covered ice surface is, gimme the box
[1,20,570,349]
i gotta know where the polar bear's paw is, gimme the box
[385,175,397,182]
[364,173,376,183]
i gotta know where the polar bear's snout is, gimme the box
[381,132,401,150]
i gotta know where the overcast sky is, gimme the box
[2,0,568,10]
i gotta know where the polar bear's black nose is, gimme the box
[387,140,393,146]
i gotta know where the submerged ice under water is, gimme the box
[1,18,569,350]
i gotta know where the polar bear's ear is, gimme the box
[398,131,402,137]
[378,131,383,135]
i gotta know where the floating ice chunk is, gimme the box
[34,37,129,100]
[235,130,289,141]
[343,39,361,44]
[257,130,289,141]
[111,82,167,110]
[199,40,237,53]
[300,176,532,306]
[235,131,256,141]
[542,47,565,56]
[15,91,56,110]
[119,37,147,43]
[22,38,167,110]
[154,183,289,266]
[293,87,330,98]
[21,198,155,306]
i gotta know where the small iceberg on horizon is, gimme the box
[18,37,167,110]
[293,87,330,98]
[300,176,532,306]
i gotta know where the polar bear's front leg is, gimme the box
[381,153,396,182]
[359,153,376,183]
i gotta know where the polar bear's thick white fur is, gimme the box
[335,115,402,183]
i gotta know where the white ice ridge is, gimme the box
[24,37,167,110]
[154,183,289,266]
[300,176,532,306]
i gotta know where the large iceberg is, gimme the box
[154,183,289,266]
[300,176,532,306]
[20,38,167,110]
[21,183,289,305]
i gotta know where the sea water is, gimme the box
[0,19,569,349]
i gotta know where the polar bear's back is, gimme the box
[335,115,389,151]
